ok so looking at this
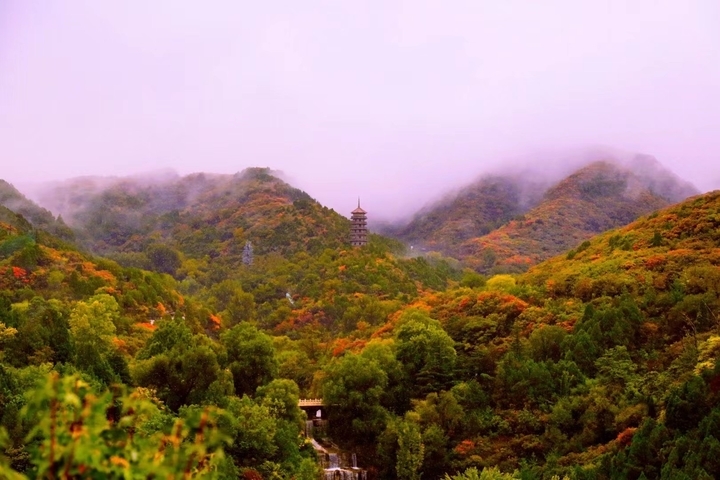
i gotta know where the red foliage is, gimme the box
[242,469,263,480]
[331,338,367,357]
[208,314,222,330]
[332,338,351,357]
[616,427,637,447]
[12,266,27,279]
[644,255,666,270]
[454,439,476,456]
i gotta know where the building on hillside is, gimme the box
[350,200,368,247]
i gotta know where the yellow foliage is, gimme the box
[695,335,720,375]
[486,274,516,292]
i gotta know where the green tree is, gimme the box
[68,294,121,383]
[133,342,224,411]
[145,243,182,275]
[394,310,457,397]
[5,298,72,367]
[137,317,193,360]
[256,379,303,426]
[444,466,520,479]
[396,417,424,480]
[322,353,389,443]
[222,396,277,467]
[207,280,256,326]
[665,375,709,432]
[220,323,278,397]
[360,339,409,413]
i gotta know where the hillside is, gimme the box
[355,190,720,478]
[523,189,720,303]
[35,168,353,275]
[0,176,467,478]
[459,160,697,273]
[3,167,717,479]
[383,175,547,255]
[24,169,466,340]
[0,180,75,241]
[380,156,697,276]
[0,201,197,376]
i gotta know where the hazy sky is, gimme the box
[2,1,719,219]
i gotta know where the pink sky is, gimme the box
[1,1,719,219]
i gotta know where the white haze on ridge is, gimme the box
[1,1,719,221]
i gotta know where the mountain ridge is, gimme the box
[381,155,698,273]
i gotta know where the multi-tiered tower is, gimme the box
[350,199,367,247]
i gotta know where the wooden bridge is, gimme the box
[298,398,324,407]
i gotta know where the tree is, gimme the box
[360,339,409,413]
[69,294,119,351]
[4,298,72,367]
[396,417,424,480]
[444,466,521,479]
[207,280,256,326]
[220,323,278,397]
[665,375,709,432]
[255,379,307,472]
[133,343,224,411]
[322,353,389,443]
[394,310,457,397]
[222,396,277,467]
[527,325,567,362]
[137,317,193,360]
[145,243,182,275]
[68,294,120,382]
[256,379,303,426]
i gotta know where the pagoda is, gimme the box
[350,199,368,247]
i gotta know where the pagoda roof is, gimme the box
[352,198,366,214]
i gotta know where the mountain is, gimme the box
[460,161,672,272]
[0,179,75,241]
[382,174,548,255]
[34,168,353,274]
[523,188,720,298]
[385,155,698,274]
[378,188,720,478]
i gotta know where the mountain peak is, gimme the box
[381,154,698,274]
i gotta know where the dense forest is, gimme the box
[1,168,720,479]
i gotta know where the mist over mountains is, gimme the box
[1,149,700,277]
[378,152,698,272]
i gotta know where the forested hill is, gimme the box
[381,157,698,276]
[3,165,719,479]
[34,168,352,274]
[0,202,191,371]
[451,160,697,274]
[382,174,547,256]
[339,189,720,478]
[0,180,75,241]
[0,172,464,478]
